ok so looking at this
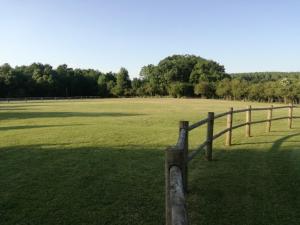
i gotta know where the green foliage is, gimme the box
[190,61,227,83]
[231,79,248,100]
[140,64,166,96]
[263,81,277,102]
[131,78,145,96]
[0,63,118,98]
[112,67,131,96]
[138,54,227,97]
[216,78,232,99]
[1,55,300,103]
[194,81,214,98]
[97,72,116,97]
[248,83,264,101]
[97,75,109,97]
[232,72,300,82]
[168,82,193,98]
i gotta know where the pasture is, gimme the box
[0,98,300,225]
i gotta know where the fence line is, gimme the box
[165,103,297,225]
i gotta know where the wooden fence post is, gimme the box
[165,149,171,225]
[246,105,251,137]
[206,112,214,161]
[226,107,233,146]
[266,105,273,132]
[165,147,185,225]
[179,121,189,193]
[288,103,293,129]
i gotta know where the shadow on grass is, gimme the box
[232,141,274,146]
[0,144,164,225]
[0,104,56,111]
[1,132,300,225]
[1,107,30,111]
[0,124,87,131]
[188,132,300,225]
[270,132,300,151]
[1,111,146,120]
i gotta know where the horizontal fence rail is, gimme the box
[165,103,298,225]
[188,118,209,131]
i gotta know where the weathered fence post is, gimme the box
[165,147,185,225]
[226,107,233,146]
[179,121,189,193]
[246,105,251,137]
[169,166,188,225]
[165,149,171,225]
[266,105,273,132]
[288,103,293,129]
[206,112,214,161]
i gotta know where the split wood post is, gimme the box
[169,166,188,225]
[179,121,189,194]
[288,103,293,129]
[165,146,185,225]
[225,107,233,146]
[206,112,214,161]
[245,105,251,137]
[266,105,273,132]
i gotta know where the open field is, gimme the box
[1,98,300,225]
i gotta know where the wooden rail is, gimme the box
[165,103,297,225]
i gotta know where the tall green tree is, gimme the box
[216,78,232,99]
[194,81,213,98]
[231,79,248,100]
[112,67,131,96]
[190,61,227,83]
[168,82,193,98]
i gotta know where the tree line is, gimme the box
[1,54,300,103]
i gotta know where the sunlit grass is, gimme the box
[0,98,299,225]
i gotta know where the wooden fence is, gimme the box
[165,103,298,225]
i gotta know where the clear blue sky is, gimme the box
[1,0,300,77]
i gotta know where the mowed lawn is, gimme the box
[0,98,300,225]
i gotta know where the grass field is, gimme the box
[1,98,300,225]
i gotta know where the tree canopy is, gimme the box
[1,55,300,103]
